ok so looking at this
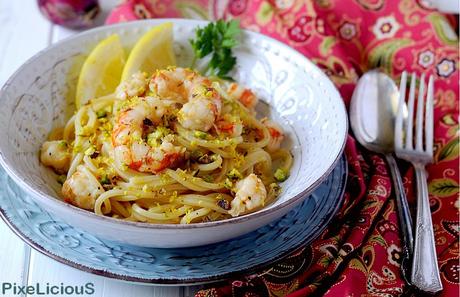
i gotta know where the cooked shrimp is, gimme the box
[149,67,222,131]
[178,97,219,132]
[227,82,258,110]
[215,114,243,137]
[116,72,148,100]
[112,96,173,146]
[229,173,267,217]
[112,96,185,173]
[261,118,284,152]
[149,67,219,103]
[62,165,104,210]
[40,140,71,174]
[114,135,184,173]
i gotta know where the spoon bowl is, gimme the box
[350,70,401,153]
[349,70,413,284]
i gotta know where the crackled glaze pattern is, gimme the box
[0,157,346,284]
[0,19,347,247]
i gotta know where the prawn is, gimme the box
[229,173,267,217]
[40,140,71,174]
[62,165,104,210]
[116,72,148,100]
[215,114,243,137]
[149,67,222,131]
[111,67,226,172]
[112,96,185,174]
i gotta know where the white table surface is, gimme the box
[0,1,198,296]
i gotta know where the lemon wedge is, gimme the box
[121,22,176,81]
[76,34,126,107]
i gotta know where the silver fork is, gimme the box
[395,71,442,293]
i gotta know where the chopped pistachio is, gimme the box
[223,178,233,189]
[194,130,209,139]
[84,145,96,156]
[226,168,243,180]
[81,126,92,136]
[233,153,244,167]
[157,126,171,136]
[148,134,158,146]
[57,175,66,185]
[58,141,68,149]
[100,175,110,185]
[205,90,214,98]
[274,168,289,182]
[268,183,281,197]
[73,144,82,153]
[147,126,171,147]
[131,133,142,142]
[98,117,108,123]
[96,110,107,118]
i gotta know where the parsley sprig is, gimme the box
[190,19,241,80]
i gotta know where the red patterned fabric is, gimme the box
[106,1,459,296]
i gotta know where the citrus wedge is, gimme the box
[76,34,125,107]
[121,22,176,81]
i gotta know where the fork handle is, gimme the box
[411,164,443,293]
[385,154,413,283]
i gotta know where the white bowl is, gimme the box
[0,19,347,248]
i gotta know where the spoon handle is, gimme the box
[385,154,414,283]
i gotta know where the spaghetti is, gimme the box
[40,67,292,224]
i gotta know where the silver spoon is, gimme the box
[350,70,413,283]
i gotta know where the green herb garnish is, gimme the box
[190,19,241,79]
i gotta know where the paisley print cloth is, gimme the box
[106,1,459,296]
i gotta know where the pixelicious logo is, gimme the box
[1,282,95,295]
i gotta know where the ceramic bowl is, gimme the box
[0,19,347,248]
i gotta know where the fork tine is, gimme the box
[405,73,417,149]
[425,75,434,156]
[395,71,407,149]
[415,73,426,151]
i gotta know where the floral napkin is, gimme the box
[106,1,459,296]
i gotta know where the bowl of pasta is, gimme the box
[0,19,347,248]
